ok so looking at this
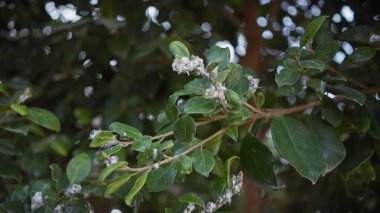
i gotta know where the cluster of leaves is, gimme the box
[2,3,380,210]
[88,16,380,211]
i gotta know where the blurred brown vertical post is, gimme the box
[241,0,264,213]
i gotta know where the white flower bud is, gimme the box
[54,204,64,213]
[89,129,101,140]
[104,156,119,167]
[204,83,227,106]
[369,34,380,43]
[247,75,260,94]
[64,184,82,196]
[31,191,44,210]
[152,163,160,169]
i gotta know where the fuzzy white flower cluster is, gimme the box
[204,82,227,106]
[369,34,380,43]
[54,204,64,213]
[64,184,82,196]
[184,203,196,213]
[31,191,44,210]
[172,56,208,77]
[89,129,101,140]
[201,171,244,213]
[247,75,260,94]
[104,155,119,167]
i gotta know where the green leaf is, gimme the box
[98,161,128,184]
[349,47,376,62]
[225,64,243,88]
[212,179,227,201]
[225,89,242,109]
[215,70,231,83]
[272,116,346,183]
[184,97,217,114]
[176,156,192,174]
[225,156,239,187]
[179,193,205,207]
[20,153,49,177]
[0,82,10,98]
[275,68,301,87]
[206,46,230,71]
[132,136,152,152]
[304,116,346,175]
[275,84,303,97]
[173,115,196,143]
[146,164,177,192]
[125,170,150,206]
[0,139,21,156]
[321,96,342,127]
[327,85,366,106]
[315,40,341,61]
[109,122,142,140]
[66,153,92,184]
[338,136,374,177]
[165,95,179,122]
[184,78,207,95]
[356,161,376,182]
[0,162,21,182]
[225,126,238,142]
[240,135,277,186]
[300,16,328,47]
[105,173,135,198]
[192,149,215,177]
[26,107,61,132]
[169,41,190,58]
[90,131,117,148]
[301,60,325,75]
[10,104,28,116]
[255,92,265,108]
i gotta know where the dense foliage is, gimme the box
[1,0,380,212]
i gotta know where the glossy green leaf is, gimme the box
[98,161,128,184]
[176,156,192,174]
[192,149,215,177]
[356,161,376,182]
[0,82,10,98]
[272,116,346,183]
[178,193,205,207]
[212,179,227,201]
[349,47,376,62]
[184,96,217,114]
[20,153,49,177]
[109,122,142,140]
[315,40,341,61]
[225,156,239,187]
[66,153,92,184]
[255,92,265,108]
[0,139,21,156]
[105,173,135,198]
[327,85,366,105]
[165,95,179,122]
[90,131,117,148]
[146,164,177,192]
[301,60,325,75]
[125,170,150,206]
[225,64,242,88]
[169,41,190,58]
[275,84,303,97]
[240,135,277,186]
[206,46,230,71]
[26,107,61,132]
[184,78,207,95]
[321,96,342,127]
[10,104,28,116]
[215,70,231,83]
[275,68,301,87]
[338,136,374,177]
[225,89,242,109]
[132,136,152,152]
[225,126,238,142]
[300,16,328,47]
[173,115,196,143]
